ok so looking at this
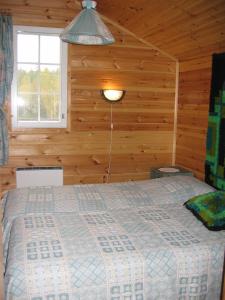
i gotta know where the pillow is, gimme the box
[184,191,225,231]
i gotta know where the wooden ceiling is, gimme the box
[97,0,225,60]
[1,0,225,60]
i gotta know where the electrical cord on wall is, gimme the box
[106,103,113,183]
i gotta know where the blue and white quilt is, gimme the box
[3,176,225,299]
[2,175,215,239]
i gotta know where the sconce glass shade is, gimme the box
[101,90,125,102]
[60,0,115,45]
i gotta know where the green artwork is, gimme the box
[205,53,225,191]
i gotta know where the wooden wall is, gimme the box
[0,1,176,194]
[96,0,225,180]
[176,57,212,179]
[176,51,225,180]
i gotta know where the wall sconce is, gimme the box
[101,90,125,102]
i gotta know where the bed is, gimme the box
[2,175,225,299]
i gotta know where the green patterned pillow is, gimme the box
[184,191,225,231]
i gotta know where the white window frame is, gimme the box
[12,26,68,128]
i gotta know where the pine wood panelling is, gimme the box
[0,1,176,195]
[176,57,212,179]
[1,1,225,297]
[98,0,225,60]
[1,0,224,189]
[176,31,225,180]
[3,0,224,60]
[72,70,175,90]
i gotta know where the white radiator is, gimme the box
[16,167,63,188]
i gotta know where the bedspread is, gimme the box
[5,205,225,299]
[2,176,214,262]
[2,175,214,235]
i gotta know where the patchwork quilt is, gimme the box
[3,176,225,299]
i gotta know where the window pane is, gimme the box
[40,65,60,94]
[40,35,60,64]
[17,94,38,121]
[40,95,59,121]
[17,64,39,93]
[18,34,39,63]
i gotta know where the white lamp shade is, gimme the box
[60,0,115,45]
[101,90,125,102]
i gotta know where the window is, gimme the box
[12,26,67,128]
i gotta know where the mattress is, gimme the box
[2,175,225,299]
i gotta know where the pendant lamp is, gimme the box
[60,0,115,45]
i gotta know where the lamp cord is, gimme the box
[106,103,113,183]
